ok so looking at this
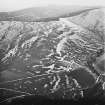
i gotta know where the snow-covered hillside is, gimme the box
[0,7,104,103]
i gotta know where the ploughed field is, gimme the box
[0,8,105,103]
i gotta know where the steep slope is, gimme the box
[65,8,105,43]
